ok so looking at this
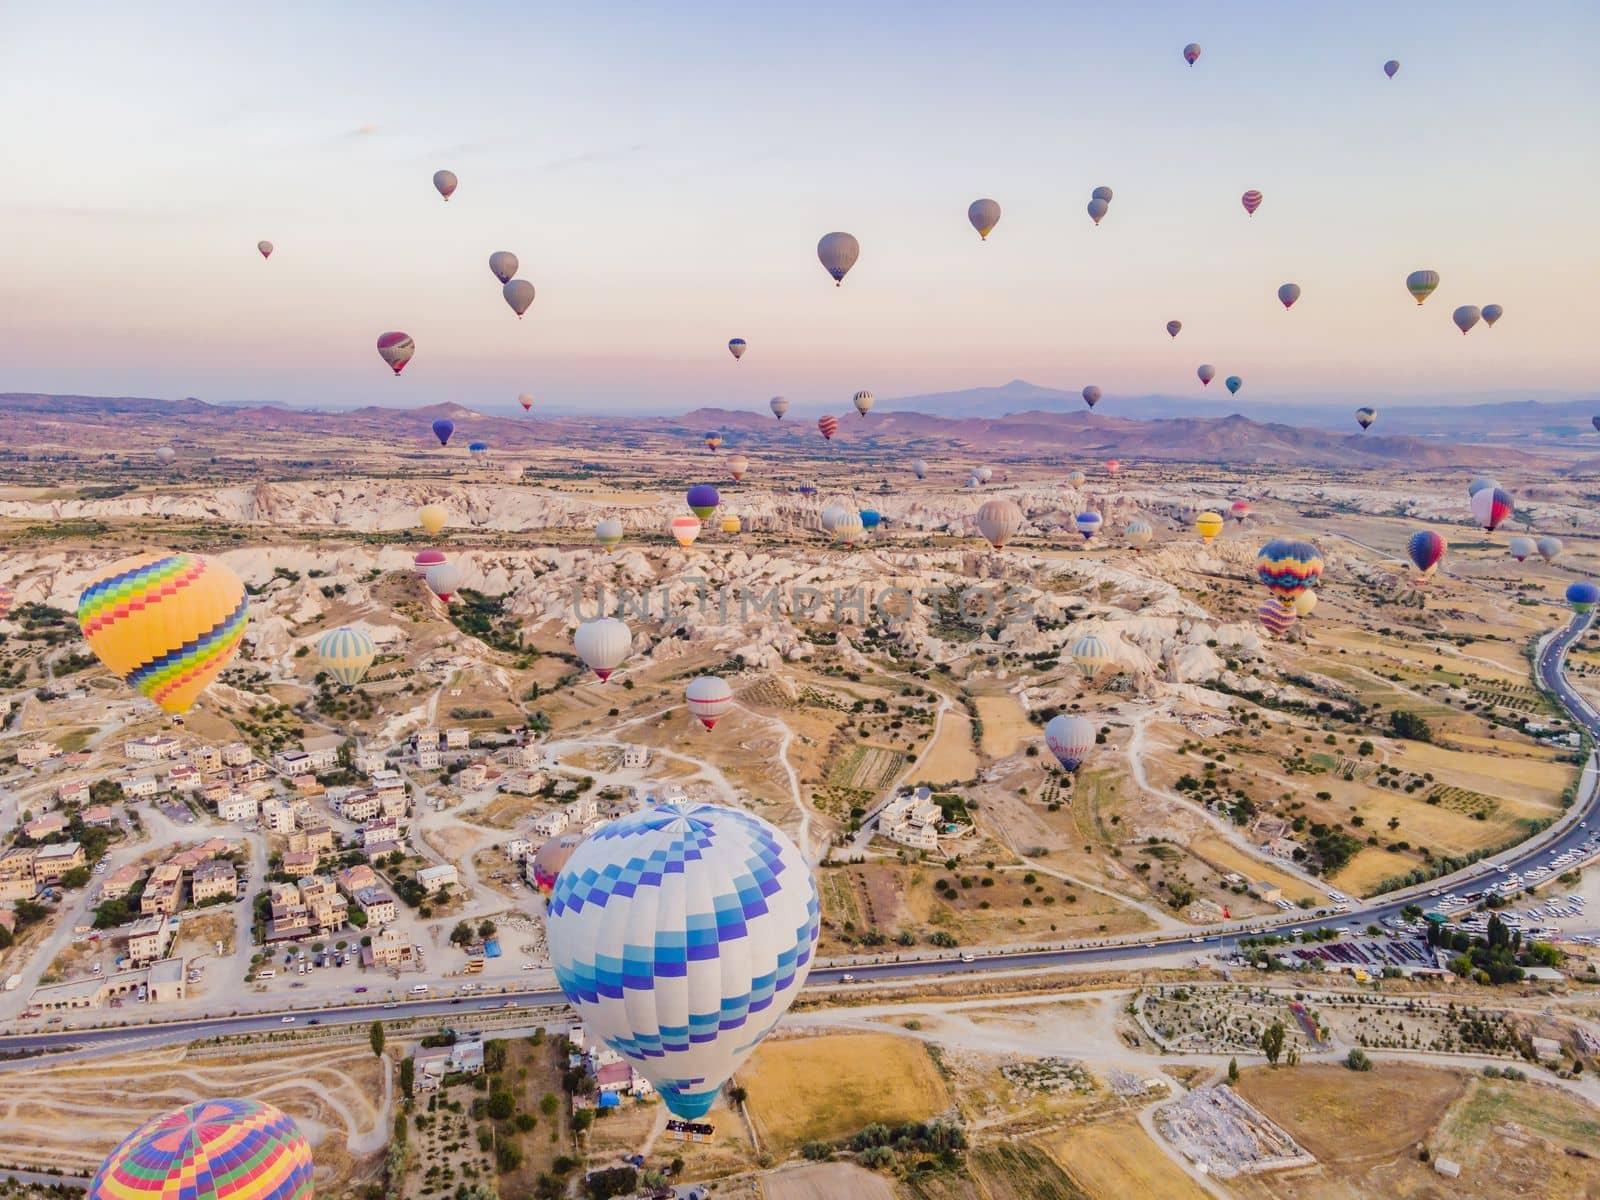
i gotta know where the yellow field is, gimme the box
[917,708,980,783]
[1391,741,1572,804]
[1048,1117,1209,1200]
[1187,834,1318,905]
[974,694,1033,759]
[1331,845,1420,895]
[739,1033,950,1152]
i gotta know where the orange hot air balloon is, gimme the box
[817,415,839,441]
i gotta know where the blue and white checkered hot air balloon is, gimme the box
[315,626,376,686]
[546,802,820,1120]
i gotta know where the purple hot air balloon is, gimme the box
[432,418,454,447]
[686,484,721,519]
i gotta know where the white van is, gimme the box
[410,984,430,995]
[257,969,276,979]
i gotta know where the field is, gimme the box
[739,1033,951,1153]
[1187,834,1318,905]
[918,708,980,784]
[1048,1117,1208,1200]
[902,1142,1089,1200]
[974,693,1034,760]
[762,1162,896,1200]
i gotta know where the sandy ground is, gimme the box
[760,1162,895,1200]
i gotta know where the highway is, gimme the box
[4,614,1597,1059]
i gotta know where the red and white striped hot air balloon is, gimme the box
[817,415,839,441]
[1241,190,1263,216]
[686,675,733,729]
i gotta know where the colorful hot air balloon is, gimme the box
[87,1098,313,1200]
[425,562,460,602]
[1384,59,1400,78]
[769,396,789,419]
[595,518,624,552]
[257,240,274,260]
[490,251,519,284]
[1467,476,1498,499]
[1044,714,1095,771]
[669,515,702,547]
[1482,304,1503,327]
[797,482,818,496]
[1105,459,1121,476]
[546,802,818,1118]
[1075,511,1103,541]
[1537,536,1564,563]
[1567,582,1600,614]
[1225,375,1242,395]
[1230,500,1251,523]
[832,513,866,546]
[77,552,249,716]
[1198,364,1216,386]
[1471,487,1514,532]
[818,415,839,441]
[419,505,447,535]
[503,279,535,318]
[976,499,1023,550]
[968,198,1001,240]
[1091,186,1114,203]
[316,626,376,686]
[377,331,414,376]
[1277,283,1301,309]
[1087,198,1109,226]
[412,548,446,577]
[1593,417,1600,434]
[575,617,632,681]
[728,338,747,362]
[1082,386,1102,409]
[686,675,734,728]
[720,514,742,535]
[1256,539,1325,604]
[1067,469,1087,488]
[817,232,860,286]
[912,458,928,480]
[1167,320,1183,338]
[1195,512,1224,544]
[468,440,489,460]
[686,484,721,520]
[1293,590,1318,619]
[1406,269,1440,305]
[530,831,586,892]
[1126,518,1153,550]
[726,454,749,483]
[433,169,458,200]
[431,419,454,446]
[1071,634,1113,677]
[1356,407,1377,431]
[1408,529,1446,579]
[1509,536,1536,563]
[1183,43,1201,65]
[819,504,850,535]
[1241,190,1263,216]
[1452,305,1481,335]
[519,393,534,412]
[1258,598,1298,639]
[853,390,874,417]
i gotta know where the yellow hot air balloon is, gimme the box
[1195,512,1224,544]
[77,551,249,715]
[720,514,742,534]
[1293,591,1318,619]
[419,505,448,536]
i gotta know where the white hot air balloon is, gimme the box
[1044,715,1096,771]
[817,232,860,286]
[257,240,274,260]
[911,458,928,480]
[1452,305,1481,335]
[852,389,874,417]
[976,499,1023,549]
[769,396,789,419]
[155,445,176,464]
[433,169,458,201]
[832,513,866,546]
[685,675,734,729]
[820,504,850,534]
[574,617,632,682]
[976,466,993,484]
[489,251,519,284]
[1508,536,1536,563]
[424,562,460,602]
[594,518,624,552]
[503,279,535,318]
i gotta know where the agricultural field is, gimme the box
[1048,1117,1208,1200]
[918,708,981,784]
[1427,1076,1600,1199]
[764,1162,896,1200]
[973,693,1034,760]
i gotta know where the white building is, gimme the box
[505,838,532,861]
[416,747,441,771]
[445,727,470,750]
[531,810,569,838]
[217,793,259,824]
[565,795,599,825]
[260,798,296,834]
[517,743,546,770]
[416,864,458,894]
[621,745,651,769]
[125,735,182,762]
[222,742,253,767]
[123,775,161,800]
[414,728,441,751]
[879,787,942,852]
[18,740,59,767]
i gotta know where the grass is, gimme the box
[1048,1117,1208,1200]
[917,709,979,783]
[974,694,1034,759]
[1438,1078,1600,1157]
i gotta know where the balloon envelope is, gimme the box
[1044,715,1095,771]
[1470,487,1514,531]
[1406,269,1440,305]
[817,232,860,285]
[1258,599,1298,639]
[728,338,746,361]
[1087,197,1109,225]
[156,446,176,464]
[976,499,1023,549]
[1184,43,1201,64]
[431,419,454,446]
[686,675,734,728]
[1482,304,1503,327]
[425,562,460,600]
[1241,190,1263,215]
[1091,186,1113,202]
[817,415,839,441]
[1256,539,1324,603]
[433,169,458,200]
[1167,320,1182,338]
[1195,512,1224,543]
[1225,376,1242,395]
[912,458,928,480]
[595,518,624,552]
[1508,536,1536,563]
[1537,536,1564,563]
[419,505,447,536]
[853,390,874,416]
[88,1098,313,1200]
[1356,407,1377,430]
[1197,364,1215,386]
[1293,590,1318,619]
[489,251,519,283]
[257,240,273,259]
[769,396,789,419]
[317,626,376,686]
[1278,282,1301,309]
[726,454,749,482]
[503,279,535,317]
[669,515,702,547]
[1126,518,1153,549]
[968,198,1001,239]
[1071,634,1113,677]
[1452,305,1481,335]
[1408,530,1447,576]
[519,393,534,411]
[1082,386,1102,409]
[686,484,721,519]
[575,617,632,681]
[377,331,415,375]
[1467,477,1498,499]
[1075,511,1103,541]
[1384,59,1400,77]
[1567,582,1600,613]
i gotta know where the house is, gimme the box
[166,764,202,792]
[232,759,268,783]
[354,887,397,926]
[531,810,569,839]
[295,823,336,855]
[336,864,380,897]
[191,859,237,903]
[281,850,317,878]
[565,795,599,825]
[372,770,406,804]
[100,863,143,900]
[125,915,175,966]
[141,863,185,915]
[274,741,338,775]
[217,793,258,824]
[356,746,388,775]
[122,775,160,800]
[445,727,470,750]
[221,742,253,767]
[416,864,458,894]
[80,804,118,827]
[517,743,546,770]
[1532,1036,1564,1063]
[260,798,296,834]
[364,926,415,969]
[457,762,487,790]
[290,774,324,796]
[360,817,404,850]
[125,735,182,762]
[299,875,348,932]
[416,747,441,771]
[301,735,344,770]
[201,778,232,808]
[878,788,942,853]
[23,812,69,841]
[414,728,441,751]
[0,847,39,899]
[33,841,85,883]
[500,772,546,797]
[56,779,91,806]
[413,1035,484,1089]
[621,745,650,769]
[505,838,532,862]
[334,790,380,823]
[664,1120,715,1144]
[1433,1157,1461,1179]
[190,746,224,774]
[18,740,60,767]
[29,956,186,1011]
[1253,881,1285,905]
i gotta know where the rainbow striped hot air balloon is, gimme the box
[1255,539,1324,604]
[1258,598,1298,639]
[316,626,376,686]
[669,515,702,548]
[78,552,249,716]
[703,432,723,453]
[1408,530,1447,580]
[88,1098,312,1200]
[1567,582,1600,614]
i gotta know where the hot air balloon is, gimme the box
[1071,634,1113,678]
[859,509,881,530]
[686,484,721,520]
[832,513,866,546]
[769,396,789,419]
[468,441,489,461]
[1067,470,1087,488]
[156,445,176,464]
[0,585,13,621]
[1241,190,1263,216]
[317,626,376,686]
[530,831,586,892]
[419,505,448,535]
[1278,283,1301,309]
[433,169,458,200]
[853,390,874,417]
[1087,198,1109,225]
[575,617,632,681]
[519,393,534,412]
[546,801,818,1118]
[1471,487,1514,532]
[703,431,723,453]
[595,518,624,552]
[412,548,447,577]
[817,231,860,286]
[1356,407,1377,431]
[818,415,839,441]
[1467,477,1498,499]
[1184,43,1201,65]
[669,515,702,547]
[1105,459,1121,476]
[1567,582,1600,614]
[912,459,928,480]
[1082,386,1102,409]
[1195,512,1224,544]
[1225,375,1242,395]
[1406,269,1440,305]
[728,338,746,362]
[1452,305,1481,335]
[425,562,460,602]
[1126,518,1153,550]
[1258,598,1298,639]
[77,552,249,716]
[1044,714,1095,771]
[1403,530,1446,582]
[1075,511,1103,541]
[1256,539,1325,604]
[1198,364,1216,386]
[257,240,274,260]
[1593,417,1600,434]
[87,1098,313,1200]
[489,251,519,284]
[726,454,749,483]
[503,279,535,318]
[720,514,742,535]
[819,504,850,535]
[686,675,734,728]
[1482,304,1503,327]
[1230,500,1251,523]
[1509,536,1536,563]
[976,499,1023,550]
[797,482,818,497]
[1293,590,1318,619]
[1384,59,1400,78]
[1537,536,1564,563]
[431,418,454,446]
[976,466,994,484]
[377,331,414,376]
[1091,186,1114,203]
[968,198,1001,240]
[1166,320,1182,338]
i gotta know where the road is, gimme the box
[5,614,1597,1059]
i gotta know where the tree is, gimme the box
[487,1090,516,1121]
[398,1056,414,1097]
[1388,710,1433,743]
[1227,1057,1240,1085]
[539,1093,560,1118]
[369,1020,385,1058]
[1261,1021,1286,1067]
[478,918,497,940]
[59,866,91,889]
[1345,1048,1373,1072]
[449,920,473,946]
[728,1085,748,1109]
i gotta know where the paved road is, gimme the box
[5,615,1597,1059]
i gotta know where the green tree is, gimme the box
[1261,1021,1286,1067]
[1345,1048,1373,1072]
[487,1090,516,1121]
[1227,1057,1240,1085]
[369,1020,385,1058]
[398,1056,414,1097]
[728,1085,748,1108]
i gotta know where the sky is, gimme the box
[0,1,1596,415]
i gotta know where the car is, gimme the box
[522,963,537,971]
[281,1016,296,1024]
[1430,888,1442,896]
[841,973,856,983]
[960,953,976,963]
[503,1000,519,1009]
[449,998,461,1005]
[383,1002,398,1010]
[353,986,368,993]
[307,1018,321,1026]
[1190,937,1204,944]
